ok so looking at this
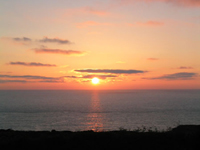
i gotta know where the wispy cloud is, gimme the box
[12,37,32,42]
[116,0,200,7]
[2,36,73,46]
[38,37,72,44]
[8,62,57,67]
[0,74,63,83]
[38,80,63,83]
[33,48,86,56]
[128,21,164,27]
[177,66,193,69]
[74,69,146,74]
[0,37,32,46]
[144,72,198,80]
[0,74,59,80]
[147,58,159,61]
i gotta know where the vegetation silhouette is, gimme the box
[0,125,200,150]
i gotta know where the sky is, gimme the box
[0,0,200,90]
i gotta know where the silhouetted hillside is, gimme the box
[0,125,200,150]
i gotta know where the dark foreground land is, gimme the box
[1,125,200,150]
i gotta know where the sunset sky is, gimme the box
[0,0,200,90]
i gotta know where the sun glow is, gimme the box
[92,77,100,84]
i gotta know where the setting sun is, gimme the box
[92,77,100,85]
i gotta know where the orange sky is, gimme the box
[0,0,200,90]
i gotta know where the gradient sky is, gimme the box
[0,0,200,90]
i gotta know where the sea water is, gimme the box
[0,90,200,131]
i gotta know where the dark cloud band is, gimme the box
[0,79,27,83]
[9,62,57,67]
[144,72,198,80]
[34,48,85,56]
[65,74,117,79]
[178,66,193,69]
[0,74,63,83]
[74,69,146,74]
[39,37,72,44]
[0,74,59,80]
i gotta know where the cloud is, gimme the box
[38,37,72,44]
[65,74,117,79]
[8,62,57,67]
[128,21,164,27]
[0,74,63,83]
[38,80,63,83]
[74,69,146,74]
[144,72,198,80]
[2,37,73,46]
[12,37,32,42]
[33,48,86,56]
[177,66,193,69]
[0,74,59,80]
[116,0,200,7]
[0,80,27,83]
[147,58,159,61]
[0,37,32,46]
[83,75,117,79]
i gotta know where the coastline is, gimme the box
[1,125,200,150]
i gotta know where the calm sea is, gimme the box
[0,90,200,131]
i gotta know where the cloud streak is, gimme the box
[0,37,32,45]
[0,74,59,80]
[65,74,117,79]
[177,66,193,69]
[8,62,57,67]
[39,37,72,44]
[33,48,86,56]
[128,21,164,27]
[0,74,63,83]
[144,72,198,80]
[0,79,28,83]
[2,37,73,45]
[74,69,146,74]
[12,37,32,42]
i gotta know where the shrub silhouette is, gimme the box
[0,125,200,150]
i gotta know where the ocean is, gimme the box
[0,90,200,131]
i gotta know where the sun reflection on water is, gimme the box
[86,91,103,131]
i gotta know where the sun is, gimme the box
[92,77,100,84]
